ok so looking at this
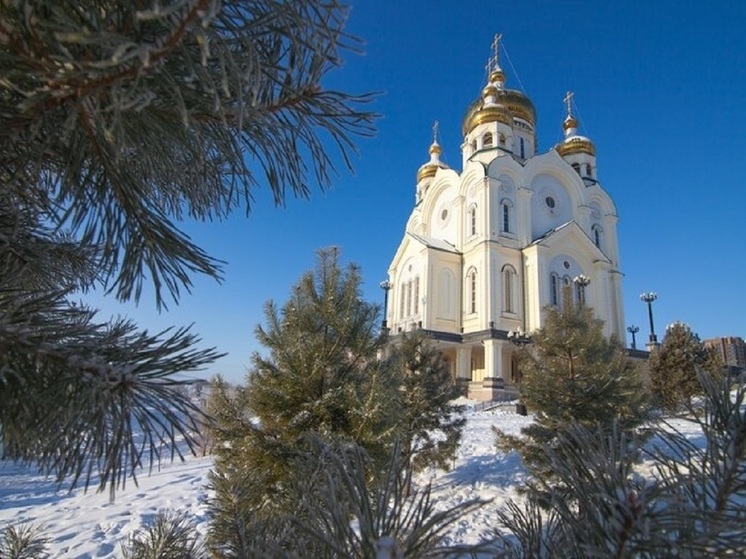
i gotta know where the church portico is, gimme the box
[384,36,625,401]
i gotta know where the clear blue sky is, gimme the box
[88,0,746,383]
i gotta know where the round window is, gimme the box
[545,196,556,209]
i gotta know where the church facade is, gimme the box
[384,39,625,400]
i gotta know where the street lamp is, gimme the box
[573,274,591,306]
[640,292,658,344]
[507,329,531,347]
[626,325,640,350]
[507,329,531,416]
[380,280,391,332]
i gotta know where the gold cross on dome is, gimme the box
[564,91,574,116]
[491,33,502,68]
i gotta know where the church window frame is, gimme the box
[498,133,507,147]
[468,204,478,237]
[575,279,587,306]
[592,224,604,249]
[483,132,493,148]
[519,137,525,158]
[562,275,573,307]
[550,273,559,306]
[406,279,413,316]
[414,276,420,314]
[502,265,517,314]
[399,282,406,318]
[572,162,581,175]
[500,198,513,233]
[466,267,478,315]
[585,163,593,178]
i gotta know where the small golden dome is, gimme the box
[555,136,596,157]
[417,136,449,183]
[563,114,578,131]
[482,83,499,100]
[489,69,506,84]
[416,161,448,182]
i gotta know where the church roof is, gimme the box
[529,220,574,244]
[407,232,460,254]
[529,221,611,264]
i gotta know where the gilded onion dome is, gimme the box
[417,130,449,182]
[555,92,596,157]
[462,70,535,136]
[462,85,535,136]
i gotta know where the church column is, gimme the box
[483,339,504,380]
[516,186,532,246]
[591,262,611,336]
[522,245,547,332]
[456,346,472,381]
[604,214,621,267]
[609,270,625,340]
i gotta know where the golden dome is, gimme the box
[489,69,505,84]
[462,88,535,136]
[482,83,499,100]
[555,136,596,157]
[416,160,448,182]
[563,114,578,131]
[417,137,449,182]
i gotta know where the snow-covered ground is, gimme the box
[0,402,703,557]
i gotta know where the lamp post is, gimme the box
[380,280,391,332]
[626,325,640,350]
[640,292,658,344]
[507,329,531,416]
[573,274,591,306]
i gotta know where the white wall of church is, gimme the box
[530,174,573,241]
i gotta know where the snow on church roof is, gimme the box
[529,220,574,245]
[407,232,460,254]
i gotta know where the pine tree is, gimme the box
[208,249,400,543]
[648,322,723,411]
[492,373,746,558]
[0,0,376,494]
[393,332,465,473]
[497,292,647,480]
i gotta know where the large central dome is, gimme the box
[462,69,536,136]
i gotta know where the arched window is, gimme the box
[592,224,604,249]
[413,276,420,314]
[470,139,477,153]
[562,275,573,307]
[501,199,512,233]
[467,268,477,314]
[483,132,493,148]
[550,273,559,306]
[498,133,506,147]
[399,282,406,318]
[575,280,587,306]
[572,162,581,175]
[585,163,593,178]
[406,279,413,316]
[519,137,525,158]
[503,265,516,313]
[469,204,477,236]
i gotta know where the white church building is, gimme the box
[384,38,625,400]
